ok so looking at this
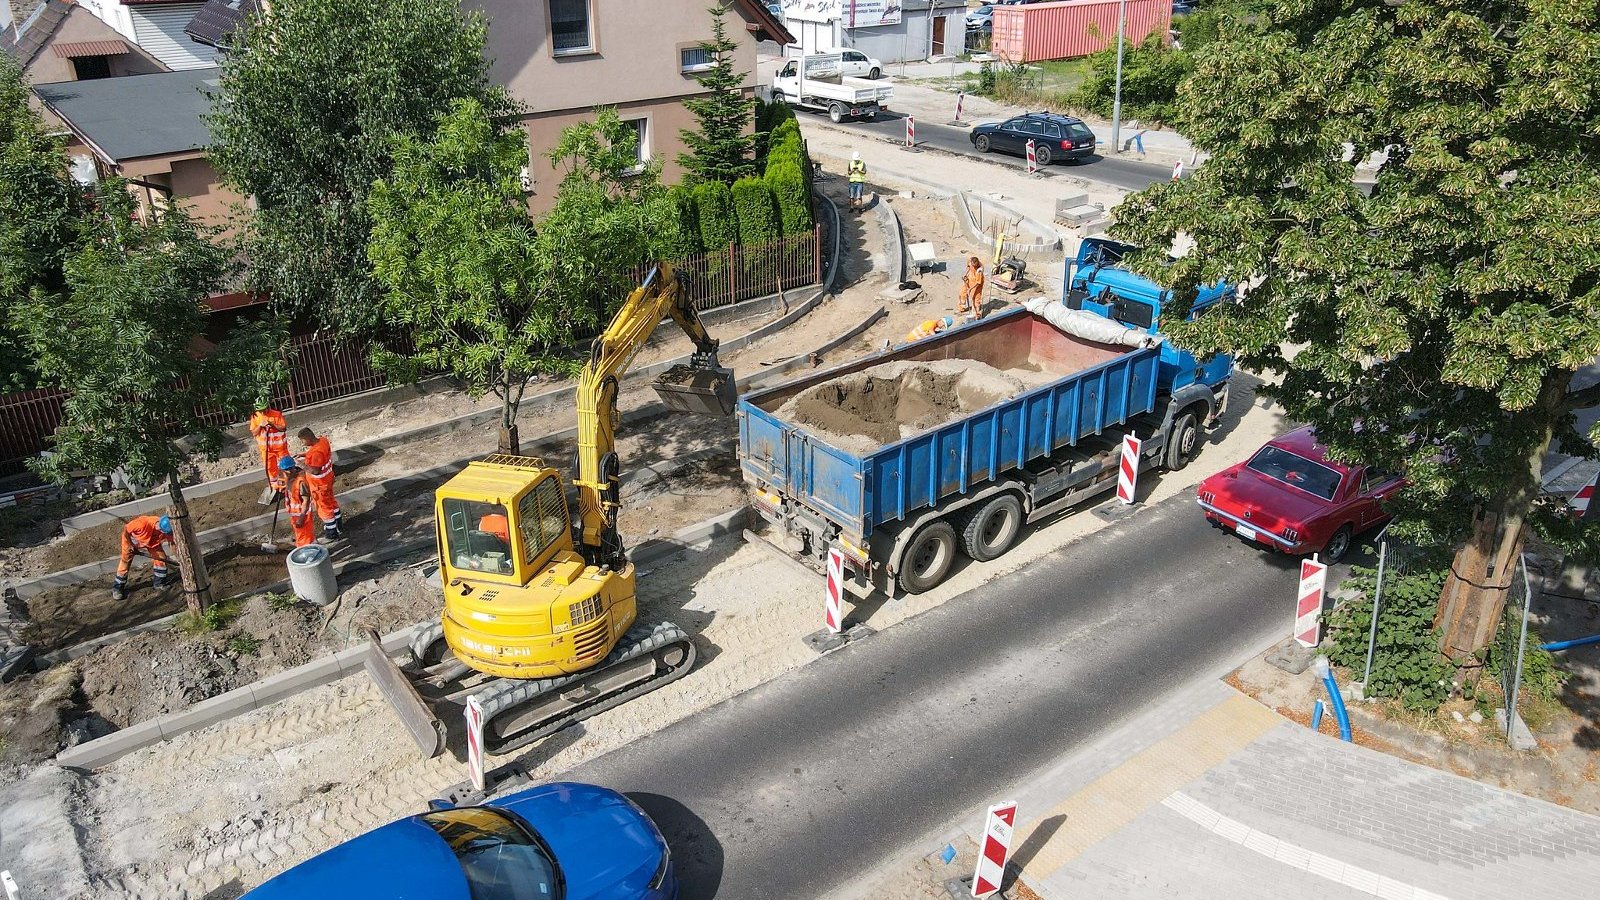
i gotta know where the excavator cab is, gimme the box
[653,362,736,417]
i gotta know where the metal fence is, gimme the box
[1497,553,1534,747]
[0,331,388,478]
[636,228,822,311]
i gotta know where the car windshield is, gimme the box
[423,807,563,900]
[1246,446,1342,500]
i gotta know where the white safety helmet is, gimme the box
[852,151,861,161]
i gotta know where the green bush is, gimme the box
[1325,563,1455,712]
[731,177,780,247]
[1488,625,1569,704]
[765,161,811,236]
[692,180,737,251]
[661,185,703,258]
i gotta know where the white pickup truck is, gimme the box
[772,54,893,123]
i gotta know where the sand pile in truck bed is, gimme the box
[776,359,1028,454]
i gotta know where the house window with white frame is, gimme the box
[621,117,649,173]
[549,0,593,54]
[680,45,714,73]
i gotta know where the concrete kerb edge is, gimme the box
[875,196,908,285]
[953,191,1061,256]
[30,303,891,664]
[52,508,753,771]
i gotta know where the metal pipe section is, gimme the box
[1362,536,1388,689]
[1541,633,1600,652]
[1110,0,1127,153]
[1312,656,1352,742]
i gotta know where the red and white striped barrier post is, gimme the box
[1116,434,1142,504]
[906,115,916,147]
[971,801,1017,897]
[1295,557,1328,649]
[955,92,965,123]
[1571,470,1598,519]
[825,547,845,635]
[465,695,486,792]
[1171,160,1185,181]
[1026,139,1039,175]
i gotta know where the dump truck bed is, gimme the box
[738,307,1160,544]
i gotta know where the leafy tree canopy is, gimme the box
[1112,0,1600,651]
[208,0,514,338]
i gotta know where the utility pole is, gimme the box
[1110,0,1127,153]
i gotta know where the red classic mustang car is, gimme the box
[1196,426,1404,562]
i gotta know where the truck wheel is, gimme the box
[829,102,847,123]
[869,66,881,80]
[898,520,958,594]
[962,495,1023,562]
[975,135,992,153]
[1164,410,1203,471]
[1323,525,1353,564]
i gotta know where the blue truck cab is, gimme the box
[739,239,1234,596]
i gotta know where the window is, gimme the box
[422,807,562,900]
[681,45,714,72]
[844,51,866,62]
[1246,446,1344,501]
[1066,123,1095,143]
[442,499,514,574]
[1360,468,1396,495]
[621,117,648,171]
[515,476,569,565]
[549,0,592,54]
[72,55,112,80]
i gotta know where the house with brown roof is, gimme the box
[471,0,794,210]
[1,0,167,84]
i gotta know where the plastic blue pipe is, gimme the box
[1541,633,1600,652]
[1310,699,1325,732]
[1313,657,1352,742]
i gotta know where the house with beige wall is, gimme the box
[2,0,167,85]
[472,0,792,209]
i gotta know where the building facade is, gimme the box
[780,0,967,64]
[471,0,792,210]
[72,0,220,69]
[2,0,168,85]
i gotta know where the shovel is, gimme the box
[260,492,282,552]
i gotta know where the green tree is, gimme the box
[20,186,284,616]
[678,3,756,183]
[0,54,83,392]
[208,0,513,338]
[368,99,573,454]
[693,180,737,252]
[1112,0,1600,658]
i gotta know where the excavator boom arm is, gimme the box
[572,265,732,563]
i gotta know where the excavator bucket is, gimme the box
[653,364,737,416]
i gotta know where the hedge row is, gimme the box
[763,116,813,236]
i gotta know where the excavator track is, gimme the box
[408,621,698,757]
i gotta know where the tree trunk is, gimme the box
[1434,376,1566,658]
[165,474,214,618]
[497,374,525,455]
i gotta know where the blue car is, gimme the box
[245,782,677,900]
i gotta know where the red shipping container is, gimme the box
[991,0,1172,63]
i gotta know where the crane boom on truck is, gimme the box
[740,238,1235,596]
[409,264,735,756]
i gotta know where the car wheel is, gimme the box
[869,66,881,79]
[1034,143,1053,166]
[975,134,992,153]
[962,494,1024,562]
[829,101,846,123]
[1165,410,1203,471]
[1323,525,1353,564]
[898,519,959,594]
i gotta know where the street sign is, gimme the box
[825,548,845,634]
[465,695,486,792]
[1295,557,1328,649]
[971,801,1017,897]
[1116,434,1142,504]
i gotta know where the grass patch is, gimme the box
[264,591,300,612]
[225,633,262,657]
[177,597,245,634]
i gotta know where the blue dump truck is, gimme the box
[738,238,1235,595]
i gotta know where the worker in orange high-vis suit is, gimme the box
[250,403,289,494]
[279,457,317,548]
[112,514,173,601]
[294,427,342,539]
[903,316,955,344]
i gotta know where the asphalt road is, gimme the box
[569,489,1335,899]
[825,108,1182,192]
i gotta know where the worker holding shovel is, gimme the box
[111,514,173,601]
[294,427,342,540]
[250,402,289,497]
[278,457,317,548]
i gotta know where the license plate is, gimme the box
[850,108,862,116]
[1235,523,1259,542]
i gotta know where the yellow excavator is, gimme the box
[409,264,735,755]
